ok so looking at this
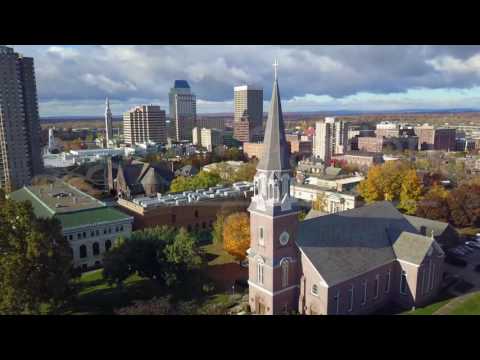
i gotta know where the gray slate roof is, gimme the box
[404,214,450,237]
[298,201,439,285]
[257,79,290,172]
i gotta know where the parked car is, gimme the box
[459,246,473,254]
[466,241,480,249]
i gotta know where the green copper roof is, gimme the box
[9,187,132,230]
[9,187,54,219]
[56,207,132,230]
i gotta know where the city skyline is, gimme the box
[10,45,480,117]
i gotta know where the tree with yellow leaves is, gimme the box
[398,169,423,214]
[312,192,327,212]
[223,212,250,262]
[358,161,410,203]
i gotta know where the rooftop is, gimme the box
[9,182,132,230]
[17,181,104,214]
[174,80,190,89]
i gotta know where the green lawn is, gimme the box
[404,299,450,315]
[201,241,236,266]
[66,269,164,315]
[448,292,480,315]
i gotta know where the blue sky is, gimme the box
[11,45,480,116]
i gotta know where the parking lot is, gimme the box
[444,242,480,295]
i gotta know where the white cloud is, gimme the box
[427,54,480,75]
[47,46,80,59]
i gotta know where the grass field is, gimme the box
[62,242,245,315]
[405,290,480,315]
[448,292,480,315]
[404,299,451,315]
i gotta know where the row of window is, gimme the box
[325,270,399,314]
[256,259,289,288]
[79,240,112,259]
[64,225,125,241]
[186,220,213,232]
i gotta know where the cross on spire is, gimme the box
[273,58,279,80]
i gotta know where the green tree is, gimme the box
[0,198,75,314]
[169,170,222,193]
[102,226,204,289]
[212,212,226,245]
[398,169,423,215]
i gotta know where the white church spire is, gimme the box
[104,97,113,148]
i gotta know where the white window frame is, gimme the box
[385,271,391,294]
[281,260,289,288]
[257,261,264,285]
[400,270,407,295]
[258,227,265,247]
[311,284,319,297]
[374,274,379,300]
[347,285,354,312]
[361,280,367,305]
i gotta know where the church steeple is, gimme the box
[257,60,290,172]
[104,97,113,148]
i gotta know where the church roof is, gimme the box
[298,202,441,285]
[257,78,290,172]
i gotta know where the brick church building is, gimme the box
[247,65,445,315]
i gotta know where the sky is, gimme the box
[10,45,480,117]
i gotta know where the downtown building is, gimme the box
[192,127,223,151]
[313,117,349,164]
[169,80,197,141]
[0,45,43,192]
[123,105,167,146]
[233,85,263,142]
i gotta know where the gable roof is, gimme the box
[404,214,450,237]
[297,201,441,285]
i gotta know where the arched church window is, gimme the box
[92,242,100,256]
[281,259,289,288]
[257,261,264,285]
[258,227,264,246]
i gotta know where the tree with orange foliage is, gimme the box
[223,212,250,262]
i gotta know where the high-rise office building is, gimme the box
[0,45,43,192]
[233,85,263,142]
[123,105,167,146]
[169,80,196,141]
[104,97,113,148]
[313,117,348,163]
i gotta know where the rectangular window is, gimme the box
[374,275,379,299]
[430,263,436,291]
[257,263,264,285]
[258,227,264,247]
[362,281,367,305]
[334,291,340,314]
[311,284,319,296]
[348,285,354,312]
[385,271,391,293]
[400,270,407,295]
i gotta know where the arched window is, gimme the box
[281,259,289,288]
[194,210,199,218]
[257,260,264,285]
[79,245,87,259]
[93,242,100,256]
[105,240,112,252]
[258,227,264,247]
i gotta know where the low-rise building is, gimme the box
[116,182,253,231]
[358,136,383,153]
[331,152,384,172]
[9,180,133,271]
[243,142,265,160]
[290,182,358,213]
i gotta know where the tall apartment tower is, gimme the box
[248,63,300,315]
[313,117,348,164]
[233,85,263,142]
[0,45,43,192]
[104,97,113,148]
[169,80,196,141]
[123,105,167,146]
